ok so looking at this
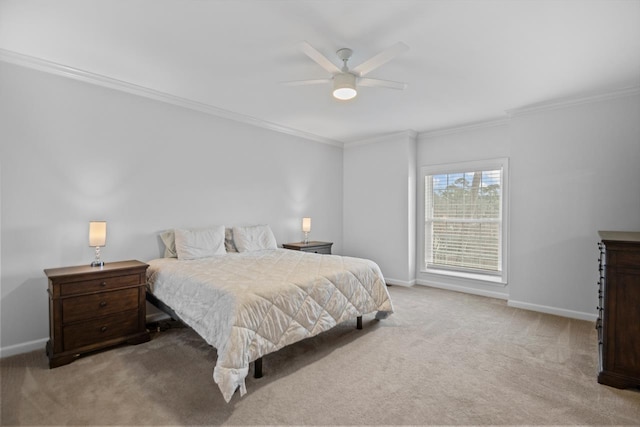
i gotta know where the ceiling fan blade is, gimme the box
[281,79,331,86]
[358,77,407,90]
[298,41,341,74]
[351,42,409,77]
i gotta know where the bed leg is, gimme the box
[254,357,263,379]
[357,316,362,330]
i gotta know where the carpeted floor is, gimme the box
[1,285,639,426]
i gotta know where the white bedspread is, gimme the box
[147,248,393,402]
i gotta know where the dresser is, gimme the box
[282,241,333,254]
[597,231,640,389]
[44,260,150,368]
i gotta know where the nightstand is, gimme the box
[282,241,333,254]
[44,260,150,368]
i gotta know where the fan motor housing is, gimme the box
[333,72,357,100]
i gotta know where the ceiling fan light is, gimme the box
[332,73,357,100]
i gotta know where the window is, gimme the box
[422,158,508,281]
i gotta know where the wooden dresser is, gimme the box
[44,260,150,368]
[597,231,640,389]
[282,241,333,254]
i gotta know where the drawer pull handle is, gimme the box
[99,301,107,307]
[100,282,107,287]
[100,326,107,332]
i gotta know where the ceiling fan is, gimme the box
[283,41,409,100]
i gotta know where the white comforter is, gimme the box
[147,249,393,402]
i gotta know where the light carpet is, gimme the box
[1,285,639,425]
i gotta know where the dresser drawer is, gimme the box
[63,312,139,351]
[60,274,141,296]
[62,288,139,323]
[608,251,640,269]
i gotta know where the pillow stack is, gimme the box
[160,224,277,259]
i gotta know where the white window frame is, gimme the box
[419,158,509,285]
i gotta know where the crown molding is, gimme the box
[0,48,344,148]
[418,117,509,139]
[506,86,640,117]
[343,129,418,149]
[418,86,640,139]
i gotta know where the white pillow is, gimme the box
[232,225,277,252]
[174,226,226,260]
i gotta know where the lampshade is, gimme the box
[89,221,107,247]
[302,217,311,233]
[332,73,357,100]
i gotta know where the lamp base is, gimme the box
[91,246,104,267]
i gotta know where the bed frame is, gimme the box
[146,291,362,378]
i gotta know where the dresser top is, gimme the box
[598,231,640,242]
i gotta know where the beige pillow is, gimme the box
[160,230,177,258]
[225,228,238,253]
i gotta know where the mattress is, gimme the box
[146,248,393,402]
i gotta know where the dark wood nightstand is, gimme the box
[282,241,333,254]
[44,260,150,368]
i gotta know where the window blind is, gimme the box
[425,169,502,274]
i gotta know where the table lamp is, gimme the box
[302,217,311,244]
[89,221,107,267]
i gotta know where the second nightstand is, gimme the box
[282,241,333,254]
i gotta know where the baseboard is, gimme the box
[507,300,597,322]
[417,279,597,321]
[415,279,508,300]
[1,313,171,359]
[384,277,415,287]
[0,337,47,358]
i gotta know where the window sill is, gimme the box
[420,268,507,286]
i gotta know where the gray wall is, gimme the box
[343,131,416,285]
[0,62,344,355]
[415,92,640,319]
[507,94,640,318]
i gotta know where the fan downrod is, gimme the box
[336,48,353,71]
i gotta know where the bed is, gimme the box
[146,225,394,402]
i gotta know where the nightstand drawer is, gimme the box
[63,312,139,350]
[282,241,333,254]
[62,288,139,323]
[60,274,141,296]
[301,246,331,254]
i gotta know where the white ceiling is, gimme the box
[1,0,639,143]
